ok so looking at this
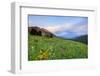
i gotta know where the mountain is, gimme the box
[28,26,55,38]
[73,35,88,44]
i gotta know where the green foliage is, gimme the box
[28,34,88,61]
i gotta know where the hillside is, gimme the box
[28,26,55,37]
[73,35,88,44]
[28,34,88,61]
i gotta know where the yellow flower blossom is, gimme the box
[37,49,50,60]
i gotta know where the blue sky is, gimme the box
[28,15,88,38]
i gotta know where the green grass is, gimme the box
[28,34,88,61]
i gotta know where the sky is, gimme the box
[28,15,88,38]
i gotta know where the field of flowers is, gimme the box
[28,34,88,61]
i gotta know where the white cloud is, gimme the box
[43,23,73,33]
[43,23,87,36]
[73,25,87,36]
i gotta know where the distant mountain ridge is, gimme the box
[73,35,88,44]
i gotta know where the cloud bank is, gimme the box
[43,23,87,38]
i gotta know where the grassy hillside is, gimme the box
[28,34,88,61]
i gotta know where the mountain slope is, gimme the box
[28,34,88,61]
[28,26,55,37]
[73,35,88,44]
